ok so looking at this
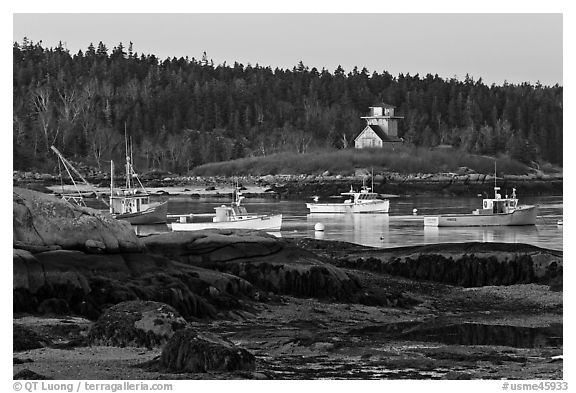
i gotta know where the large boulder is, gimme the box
[160,328,255,373]
[143,229,283,265]
[13,187,143,253]
[89,301,188,348]
[143,230,361,300]
[13,324,52,351]
[13,248,254,320]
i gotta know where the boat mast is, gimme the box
[124,123,131,191]
[493,160,500,198]
[110,160,114,214]
[50,145,109,207]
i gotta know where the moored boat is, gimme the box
[169,188,282,231]
[306,183,389,214]
[109,133,168,225]
[424,187,537,227]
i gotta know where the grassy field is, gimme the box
[190,146,558,177]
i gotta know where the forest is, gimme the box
[13,39,563,174]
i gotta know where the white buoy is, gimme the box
[413,208,418,215]
[314,223,325,232]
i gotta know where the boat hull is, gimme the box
[170,214,282,232]
[115,201,168,224]
[306,200,389,214]
[424,205,537,227]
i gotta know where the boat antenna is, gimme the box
[371,167,374,192]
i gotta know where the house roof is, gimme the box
[355,125,404,142]
[371,103,396,109]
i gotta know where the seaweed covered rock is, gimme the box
[13,187,142,253]
[332,242,563,287]
[14,248,251,320]
[160,328,255,373]
[89,301,188,348]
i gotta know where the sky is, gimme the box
[12,13,563,86]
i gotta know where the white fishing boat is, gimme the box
[306,183,389,214]
[109,131,168,225]
[423,187,537,227]
[169,189,282,231]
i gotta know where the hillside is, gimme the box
[190,146,560,177]
[13,39,562,175]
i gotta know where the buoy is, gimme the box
[413,208,418,215]
[314,223,325,232]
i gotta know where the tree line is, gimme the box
[13,39,563,174]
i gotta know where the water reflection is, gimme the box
[307,213,390,246]
[349,321,563,349]
[423,225,541,245]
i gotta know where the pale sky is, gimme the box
[13,13,563,86]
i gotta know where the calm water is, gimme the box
[136,195,563,251]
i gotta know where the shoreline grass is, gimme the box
[190,146,557,177]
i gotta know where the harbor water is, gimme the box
[135,195,563,251]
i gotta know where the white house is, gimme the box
[354,103,404,148]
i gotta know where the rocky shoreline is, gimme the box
[13,169,563,198]
[13,188,563,380]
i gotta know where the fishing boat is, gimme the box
[50,145,105,207]
[169,188,282,231]
[306,181,389,214]
[109,134,168,225]
[423,187,537,227]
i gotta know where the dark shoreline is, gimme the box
[13,173,563,199]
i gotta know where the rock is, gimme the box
[335,242,562,287]
[13,358,34,365]
[549,275,563,292]
[143,229,283,265]
[13,248,251,320]
[160,328,255,373]
[143,230,360,300]
[13,187,143,253]
[13,324,52,351]
[89,301,188,348]
[443,371,473,380]
[38,298,70,315]
[85,239,107,254]
[260,175,275,183]
[13,369,52,380]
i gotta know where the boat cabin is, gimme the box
[474,188,519,215]
[110,190,151,215]
[341,186,380,203]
